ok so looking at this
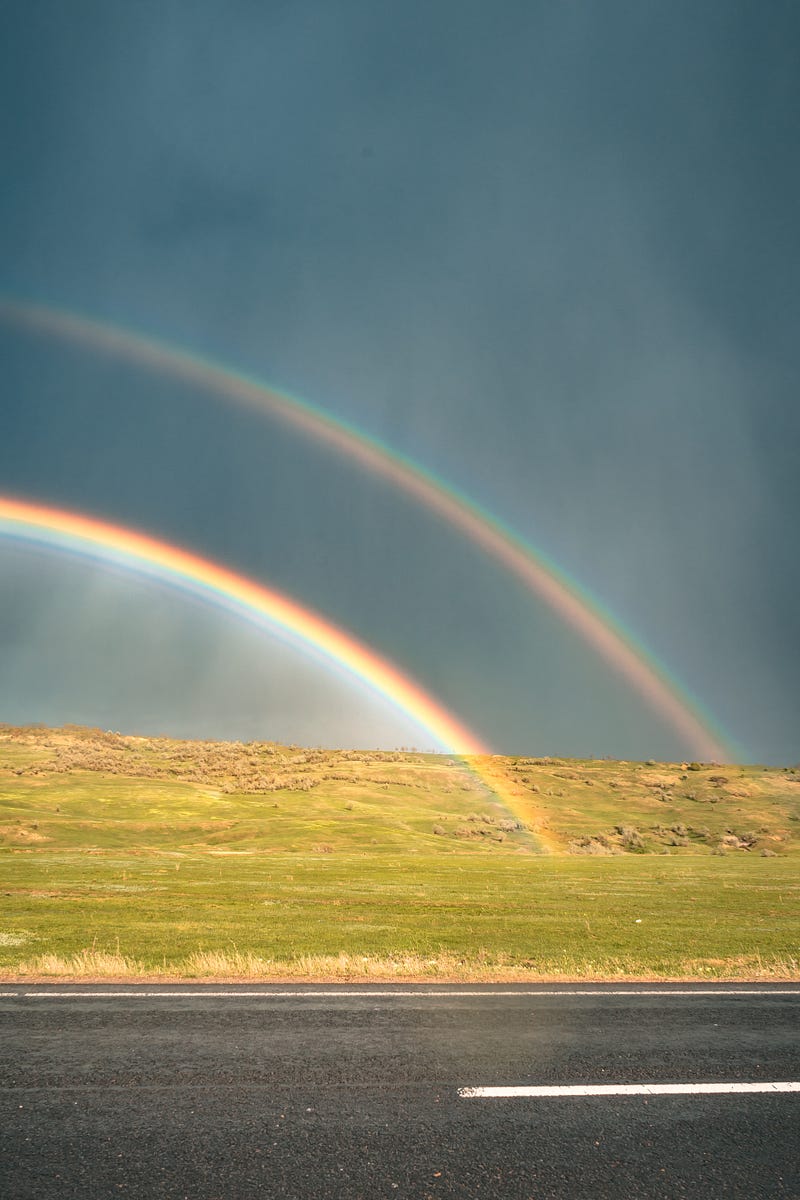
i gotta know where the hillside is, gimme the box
[1,724,797,857]
[1,725,798,981]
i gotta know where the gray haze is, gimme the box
[1,2,798,760]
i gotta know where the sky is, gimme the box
[0,1,798,762]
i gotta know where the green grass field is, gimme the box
[1,725,798,980]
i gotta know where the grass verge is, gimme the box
[2,853,798,981]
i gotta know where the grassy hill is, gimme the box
[1,725,798,980]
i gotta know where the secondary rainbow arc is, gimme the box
[0,298,735,761]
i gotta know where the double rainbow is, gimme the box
[0,298,735,761]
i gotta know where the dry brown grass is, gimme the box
[25,950,146,977]
[0,826,49,843]
[0,726,451,797]
[8,948,799,984]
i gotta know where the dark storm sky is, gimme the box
[0,1,798,761]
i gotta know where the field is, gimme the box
[1,725,798,980]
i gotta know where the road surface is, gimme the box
[1,983,798,1198]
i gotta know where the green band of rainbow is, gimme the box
[0,298,738,761]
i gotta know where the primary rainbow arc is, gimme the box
[0,496,487,756]
[0,298,735,760]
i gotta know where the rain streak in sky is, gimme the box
[0,2,798,763]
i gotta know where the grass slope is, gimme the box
[1,725,798,980]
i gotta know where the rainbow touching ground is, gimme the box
[0,495,548,831]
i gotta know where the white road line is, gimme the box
[459,1082,800,1098]
[4,988,800,999]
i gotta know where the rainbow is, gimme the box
[0,496,542,833]
[0,496,487,756]
[0,298,735,761]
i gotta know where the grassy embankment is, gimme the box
[1,725,798,980]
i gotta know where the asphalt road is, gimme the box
[1,983,798,1199]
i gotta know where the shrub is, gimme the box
[568,837,617,856]
[613,825,645,851]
